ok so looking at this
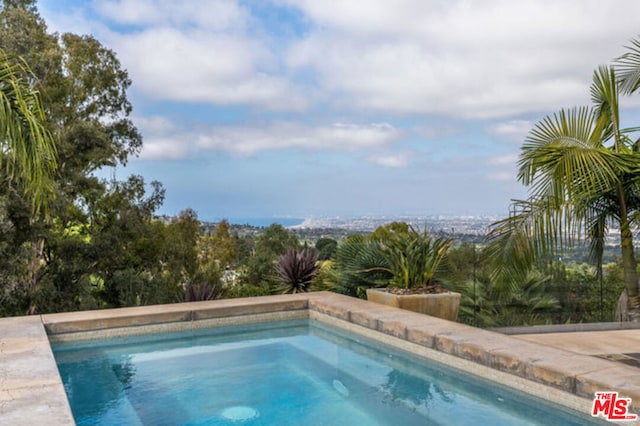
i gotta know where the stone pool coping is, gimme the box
[1,291,638,424]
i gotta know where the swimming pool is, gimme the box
[52,319,598,425]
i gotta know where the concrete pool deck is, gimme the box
[1,291,638,424]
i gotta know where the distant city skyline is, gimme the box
[38,1,640,220]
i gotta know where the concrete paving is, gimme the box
[0,316,75,425]
[514,329,640,356]
[514,329,640,368]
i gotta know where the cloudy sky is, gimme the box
[38,0,640,221]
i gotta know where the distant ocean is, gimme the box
[224,217,305,228]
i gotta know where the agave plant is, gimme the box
[275,248,320,294]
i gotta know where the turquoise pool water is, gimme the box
[52,320,598,425]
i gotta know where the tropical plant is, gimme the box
[0,47,56,211]
[315,237,338,260]
[453,269,560,328]
[615,37,640,96]
[376,226,453,289]
[275,248,320,294]
[488,49,640,321]
[334,235,392,297]
[309,260,342,292]
[334,223,453,297]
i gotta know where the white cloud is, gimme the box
[94,0,247,31]
[487,120,533,144]
[46,0,304,110]
[367,153,410,168]
[111,26,306,109]
[283,0,640,118]
[41,0,640,118]
[487,171,516,182]
[138,119,401,159]
[486,153,519,181]
[488,153,519,167]
[135,115,177,134]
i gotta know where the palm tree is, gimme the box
[0,48,56,212]
[616,37,640,95]
[488,61,640,321]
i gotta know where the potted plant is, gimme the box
[337,222,460,321]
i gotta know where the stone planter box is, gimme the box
[366,288,461,321]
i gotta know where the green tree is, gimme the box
[237,223,299,291]
[0,2,174,314]
[81,176,172,308]
[163,208,199,285]
[255,223,299,258]
[442,243,479,285]
[542,261,623,323]
[315,237,338,260]
[199,219,239,272]
[488,60,640,322]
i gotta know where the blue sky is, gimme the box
[37,0,640,221]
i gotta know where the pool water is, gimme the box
[52,320,598,425]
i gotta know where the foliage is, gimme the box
[453,269,560,327]
[225,283,271,299]
[237,223,299,291]
[202,220,239,269]
[543,261,626,323]
[255,223,299,258]
[0,47,56,211]
[0,1,632,327]
[274,248,320,294]
[377,226,453,289]
[315,237,338,260]
[310,260,342,292]
[183,281,222,302]
[0,2,178,314]
[334,235,392,297]
[333,223,452,298]
[488,40,640,321]
[195,219,240,289]
[444,240,627,326]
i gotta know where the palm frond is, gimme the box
[615,37,640,95]
[519,106,623,200]
[591,66,621,151]
[334,238,392,297]
[0,48,57,212]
